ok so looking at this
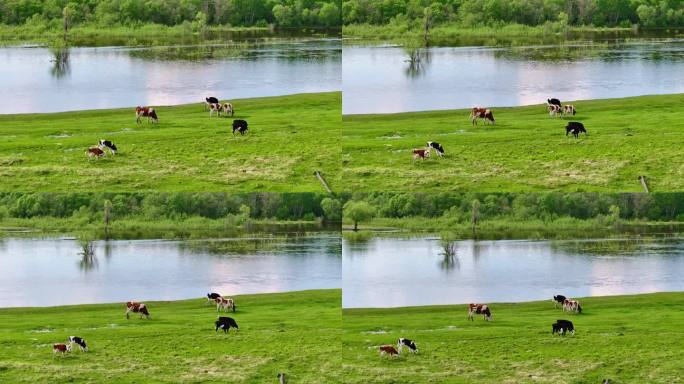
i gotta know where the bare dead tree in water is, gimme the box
[439,240,459,271]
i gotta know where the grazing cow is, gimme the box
[205,97,219,110]
[215,316,239,333]
[135,106,158,124]
[427,141,445,158]
[397,338,418,353]
[553,295,567,308]
[379,345,399,357]
[232,119,248,136]
[215,297,236,313]
[278,373,287,384]
[125,301,150,319]
[209,103,223,117]
[468,303,492,321]
[207,292,221,305]
[86,147,105,159]
[552,319,575,336]
[565,122,587,138]
[547,98,562,107]
[563,299,582,313]
[222,102,234,117]
[98,139,118,155]
[548,104,562,118]
[413,148,430,161]
[68,336,88,352]
[53,343,71,355]
[562,104,576,116]
[470,107,495,125]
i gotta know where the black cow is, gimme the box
[68,336,88,352]
[397,338,418,353]
[565,122,587,138]
[207,292,221,305]
[215,316,239,333]
[553,295,567,308]
[427,141,445,158]
[552,320,575,336]
[232,119,248,136]
[548,98,561,107]
[98,139,118,155]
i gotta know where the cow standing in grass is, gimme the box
[468,303,492,321]
[215,297,236,313]
[126,301,150,319]
[563,299,582,314]
[135,106,158,124]
[215,316,239,333]
[68,336,88,352]
[207,292,221,305]
[548,104,562,118]
[86,147,105,160]
[413,148,430,161]
[397,338,418,353]
[222,102,234,117]
[53,343,71,355]
[566,122,587,138]
[232,119,248,135]
[553,295,567,308]
[562,105,576,116]
[470,107,495,125]
[379,345,399,357]
[552,319,575,336]
[205,97,219,111]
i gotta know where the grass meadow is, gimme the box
[342,292,684,383]
[343,94,684,192]
[0,289,342,383]
[0,92,340,192]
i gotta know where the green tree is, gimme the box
[320,197,342,221]
[344,200,375,231]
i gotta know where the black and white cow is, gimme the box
[215,316,239,333]
[553,295,567,308]
[547,98,562,107]
[552,319,575,336]
[68,336,88,352]
[207,292,221,305]
[427,142,445,158]
[98,139,118,155]
[205,97,219,110]
[232,119,248,136]
[397,338,418,353]
[565,122,587,138]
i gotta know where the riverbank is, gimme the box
[342,217,684,240]
[0,92,340,192]
[343,23,643,46]
[0,289,341,383]
[342,292,684,383]
[0,23,339,47]
[343,93,684,192]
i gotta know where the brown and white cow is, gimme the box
[562,105,576,116]
[53,343,71,355]
[86,147,105,159]
[468,303,492,321]
[135,106,158,124]
[222,103,234,117]
[379,345,399,357]
[563,299,582,314]
[548,104,562,118]
[413,148,430,161]
[470,107,495,125]
[215,297,236,313]
[125,301,150,319]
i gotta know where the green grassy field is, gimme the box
[342,292,684,383]
[343,94,684,192]
[0,289,342,383]
[0,92,340,192]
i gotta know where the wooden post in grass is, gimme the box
[639,176,650,193]
[314,171,333,193]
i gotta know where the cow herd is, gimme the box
[85,96,249,160]
[49,292,240,358]
[411,98,588,162]
[378,295,584,358]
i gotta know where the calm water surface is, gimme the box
[343,236,684,308]
[343,39,684,114]
[0,38,340,114]
[0,233,340,307]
